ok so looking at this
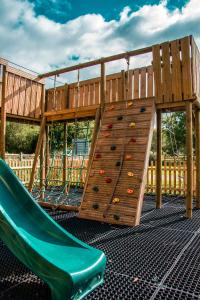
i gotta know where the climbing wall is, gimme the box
[79,99,155,226]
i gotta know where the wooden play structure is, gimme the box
[1,35,200,226]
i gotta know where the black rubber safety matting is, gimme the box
[1,195,200,299]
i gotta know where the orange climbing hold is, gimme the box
[128,101,133,107]
[125,154,132,160]
[99,170,105,175]
[127,188,134,194]
[127,172,134,177]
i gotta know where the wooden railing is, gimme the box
[46,65,154,112]
[5,154,195,196]
[46,35,198,113]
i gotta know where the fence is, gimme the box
[5,154,195,196]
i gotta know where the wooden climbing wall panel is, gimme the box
[79,98,155,226]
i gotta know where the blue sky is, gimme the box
[30,0,188,23]
[0,0,200,82]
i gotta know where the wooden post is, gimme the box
[100,62,106,116]
[156,109,162,208]
[195,108,200,208]
[0,65,8,159]
[39,85,46,199]
[45,125,50,179]
[29,116,46,192]
[63,122,68,192]
[186,101,193,218]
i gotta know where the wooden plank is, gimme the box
[181,36,193,100]
[147,66,154,97]
[133,69,139,99]
[152,45,162,103]
[161,42,172,102]
[140,67,147,98]
[100,62,106,115]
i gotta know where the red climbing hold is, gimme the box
[130,138,136,143]
[107,124,113,129]
[105,178,112,183]
[96,153,101,159]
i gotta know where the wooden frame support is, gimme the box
[156,109,162,208]
[63,122,68,192]
[0,65,8,159]
[195,107,200,208]
[186,101,193,218]
[29,116,46,192]
[79,107,101,210]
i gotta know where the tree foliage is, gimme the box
[162,112,186,156]
[6,122,39,154]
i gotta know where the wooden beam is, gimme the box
[195,108,200,208]
[39,46,153,79]
[0,65,8,159]
[38,201,79,212]
[79,107,101,212]
[29,116,46,191]
[186,101,193,218]
[156,109,162,208]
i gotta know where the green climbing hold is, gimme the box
[93,203,99,209]
[111,145,116,151]
[113,214,120,221]
[93,186,99,192]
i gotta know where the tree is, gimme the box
[162,112,186,156]
[6,122,39,154]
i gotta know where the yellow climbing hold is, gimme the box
[129,122,136,128]
[128,101,133,107]
[112,197,120,204]
[128,172,134,177]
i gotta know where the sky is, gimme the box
[0,0,200,83]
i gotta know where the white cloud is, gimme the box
[0,0,200,84]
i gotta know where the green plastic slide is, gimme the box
[0,159,106,300]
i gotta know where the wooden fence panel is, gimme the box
[5,154,195,197]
